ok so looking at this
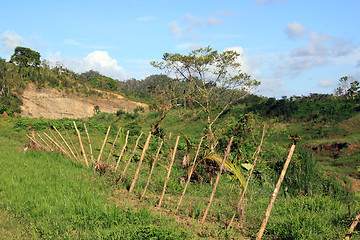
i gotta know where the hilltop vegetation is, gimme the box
[1,46,360,239]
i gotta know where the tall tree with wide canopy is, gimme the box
[10,46,41,68]
[151,46,260,152]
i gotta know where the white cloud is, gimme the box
[168,21,183,38]
[176,43,203,51]
[64,39,81,46]
[284,22,307,39]
[0,31,25,53]
[318,78,336,88]
[168,12,226,40]
[49,50,129,80]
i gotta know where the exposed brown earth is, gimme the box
[20,84,148,119]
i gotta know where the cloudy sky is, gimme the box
[1,0,359,97]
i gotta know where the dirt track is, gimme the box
[20,84,148,119]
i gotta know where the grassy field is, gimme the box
[0,112,359,239]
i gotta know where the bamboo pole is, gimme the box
[129,132,152,193]
[62,123,80,161]
[73,121,89,168]
[141,139,164,200]
[96,126,111,166]
[48,128,69,156]
[345,211,360,240]
[26,134,47,150]
[228,125,266,229]
[43,132,68,156]
[158,135,180,208]
[120,132,143,178]
[83,123,94,165]
[37,133,53,151]
[53,126,78,161]
[201,137,233,224]
[106,126,122,164]
[175,137,204,214]
[256,142,296,240]
[115,130,129,171]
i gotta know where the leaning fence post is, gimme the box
[62,123,80,160]
[228,125,266,229]
[345,210,360,240]
[129,132,152,193]
[106,126,122,164]
[141,139,164,200]
[73,121,89,168]
[53,126,78,162]
[37,133,53,151]
[83,123,94,165]
[256,141,296,240]
[115,130,129,171]
[96,125,111,166]
[201,137,233,224]
[175,136,203,214]
[158,135,180,208]
[120,132,143,179]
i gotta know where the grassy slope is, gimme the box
[0,119,195,239]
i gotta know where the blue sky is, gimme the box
[1,0,359,97]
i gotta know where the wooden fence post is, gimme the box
[106,127,122,164]
[73,121,89,168]
[345,211,360,240]
[256,142,296,240]
[48,128,69,156]
[175,137,203,214]
[43,132,69,156]
[62,123,80,161]
[141,139,164,200]
[120,132,143,179]
[96,126,111,165]
[158,135,180,208]
[201,137,233,224]
[129,132,152,193]
[83,123,94,165]
[115,130,129,171]
[37,133,53,151]
[228,125,266,229]
[26,134,47,150]
[53,126,78,161]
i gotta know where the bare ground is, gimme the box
[20,84,148,119]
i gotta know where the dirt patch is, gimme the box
[20,84,148,119]
[312,142,348,158]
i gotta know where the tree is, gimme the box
[10,46,40,68]
[151,46,260,152]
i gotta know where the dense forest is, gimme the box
[1,46,360,239]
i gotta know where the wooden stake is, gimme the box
[115,130,129,171]
[83,123,94,165]
[53,126,78,162]
[106,126,122,164]
[62,123,80,161]
[26,134,47,150]
[201,137,233,224]
[37,133,53,151]
[141,139,164,200]
[129,132,152,193]
[120,132,143,178]
[345,211,360,240]
[73,121,89,168]
[175,137,203,214]
[48,128,69,156]
[256,143,296,240]
[96,126,111,166]
[158,135,180,208]
[43,132,68,156]
[228,125,266,229]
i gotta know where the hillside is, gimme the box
[20,84,148,119]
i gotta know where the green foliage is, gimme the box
[86,76,119,92]
[10,46,40,67]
